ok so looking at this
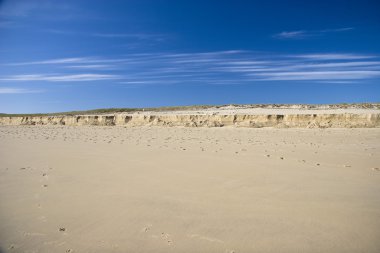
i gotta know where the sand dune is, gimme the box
[1,105,380,128]
[0,125,379,252]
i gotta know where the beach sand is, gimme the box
[0,125,379,252]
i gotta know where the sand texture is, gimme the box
[0,125,379,253]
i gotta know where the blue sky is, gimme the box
[0,0,379,113]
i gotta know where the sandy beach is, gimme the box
[1,0,380,251]
[0,125,379,253]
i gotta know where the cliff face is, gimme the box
[0,113,379,128]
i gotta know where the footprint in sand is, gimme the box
[161,232,173,245]
[190,234,224,244]
[372,167,379,171]
[8,244,18,250]
[141,224,152,233]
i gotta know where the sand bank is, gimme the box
[1,108,380,128]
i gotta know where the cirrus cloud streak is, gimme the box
[1,51,380,85]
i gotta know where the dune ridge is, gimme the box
[1,113,379,128]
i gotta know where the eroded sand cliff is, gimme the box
[2,105,380,128]
[1,113,379,128]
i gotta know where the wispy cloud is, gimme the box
[1,74,121,82]
[321,27,354,32]
[0,0,90,21]
[6,57,130,66]
[317,80,357,84]
[7,57,88,66]
[0,88,43,94]
[64,64,116,70]
[273,31,307,39]
[273,27,354,39]
[91,33,166,41]
[253,71,380,81]
[2,51,380,85]
[293,53,375,60]
[42,29,168,43]
[295,61,380,68]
